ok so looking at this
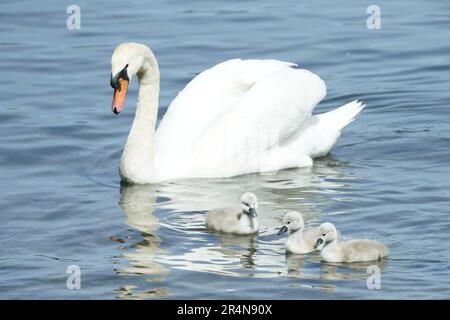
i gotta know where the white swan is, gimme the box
[205,192,259,235]
[314,222,389,263]
[110,42,365,184]
[277,211,321,254]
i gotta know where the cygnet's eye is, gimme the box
[287,221,290,224]
[322,233,326,236]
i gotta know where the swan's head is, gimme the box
[314,222,338,250]
[277,211,304,236]
[110,42,152,114]
[240,192,258,218]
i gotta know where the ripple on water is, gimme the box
[2,0,450,299]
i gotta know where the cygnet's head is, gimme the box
[277,211,304,236]
[240,192,258,218]
[314,222,338,250]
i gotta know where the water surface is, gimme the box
[1,0,450,299]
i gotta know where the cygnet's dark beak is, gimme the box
[277,225,288,236]
[314,237,324,250]
[249,207,257,218]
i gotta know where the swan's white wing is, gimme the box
[200,67,326,145]
[154,59,326,179]
[155,59,298,147]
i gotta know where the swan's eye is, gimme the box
[322,233,326,236]
[287,222,290,224]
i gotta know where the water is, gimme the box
[1,0,450,299]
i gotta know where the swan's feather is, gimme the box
[156,59,300,149]
[287,100,365,158]
[154,59,327,179]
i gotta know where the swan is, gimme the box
[205,192,259,234]
[110,42,365,184]
[277,211,321,254]
[314,222,389,263]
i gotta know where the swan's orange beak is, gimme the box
[112,78,128,114]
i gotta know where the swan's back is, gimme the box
[156,59,300,144]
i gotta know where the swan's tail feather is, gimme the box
[319,99,365,131]
[292,100,365,159]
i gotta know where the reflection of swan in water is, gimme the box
[112,157,359,286]
[119,182,159,233]
[112,183,169,298]
[152,157,354,223]
[158,233,260,277]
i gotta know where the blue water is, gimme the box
[1,0,450,299]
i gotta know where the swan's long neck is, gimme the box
[120,50,160,184]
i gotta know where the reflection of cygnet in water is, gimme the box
[277,211,320,254]
[314,222,389,263]
[205,192,259,234]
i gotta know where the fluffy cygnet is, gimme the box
[314,222,389,263]
[205,192,259,234]
[277,211,320,254]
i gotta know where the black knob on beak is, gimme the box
[110,74,120,90]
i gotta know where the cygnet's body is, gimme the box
[205,192,259,235]
[277,211,320,254]
[314,222,389,263]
